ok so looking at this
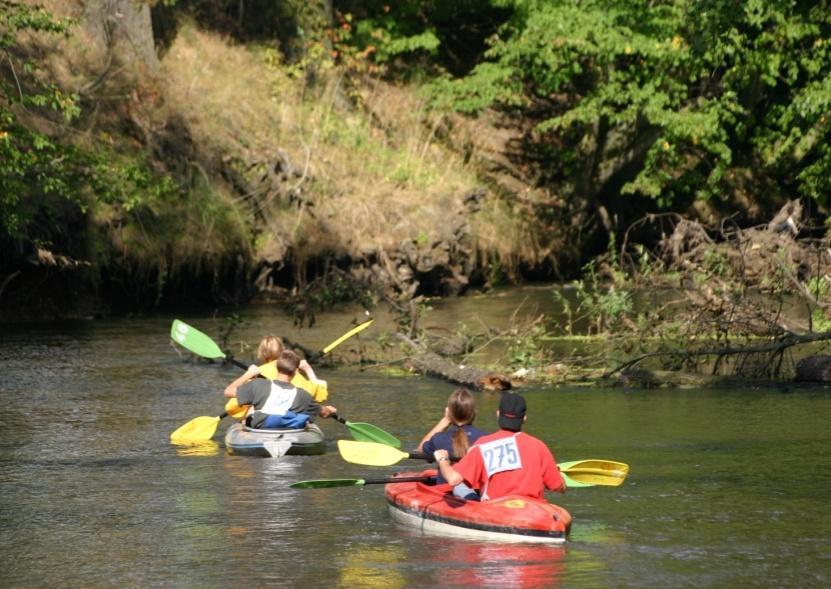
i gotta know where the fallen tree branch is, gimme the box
[604,330,831,378]
[395,333,511,391]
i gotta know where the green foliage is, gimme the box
[0,1,72,49]
[552,262,634,335]
[807,276,831,332]
[428,0,831,209]
[351,17,440,64]
[1,2,82,240]
[506,323,547,368]
[1,2,253,312]
[701,248,730,277]
[334,1,509,77]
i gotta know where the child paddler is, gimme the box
[255,334,329,402]
[223,349,337,429]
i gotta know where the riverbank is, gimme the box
[5,4,828,323]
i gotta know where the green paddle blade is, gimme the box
[170,415,221,442]
[558,459,629,487]
[345,421,401,448]
[290,478,366,489]
[170,320,226,360]
[338,440,409,466]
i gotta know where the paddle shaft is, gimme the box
[409,452,459,463]
[229,358,248,370]
[294,476,433,488]
[227,319,374,367]
[365,476,432,485]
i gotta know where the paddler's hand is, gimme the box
[320,405,337,418]
[244,364,261,379]
[298,359,318,381]
[438,408,452,429]
[433,449,450,464]
[433,449,462,486]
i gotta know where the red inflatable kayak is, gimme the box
[385,470,572,544]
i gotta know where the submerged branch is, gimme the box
[604,330,831,378]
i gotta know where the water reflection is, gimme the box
[441,541,566,588]
[171,440,221,457]
[339,545,407,589]
[568,521,627,545]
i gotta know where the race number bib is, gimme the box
[478,435,522,477]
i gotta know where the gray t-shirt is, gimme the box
[237,379,319,429]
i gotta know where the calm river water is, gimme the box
[1,287,830,588]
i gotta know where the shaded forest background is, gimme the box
[1,0,829,321]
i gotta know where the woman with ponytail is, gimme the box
[418,388,486,499]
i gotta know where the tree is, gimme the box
[429,0,831,234]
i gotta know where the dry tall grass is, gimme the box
[15,4,554,292]
[158,24,538,270]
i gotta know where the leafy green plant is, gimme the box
[507,323,548,368]
[553,262,634,335]
[428,0,831,211]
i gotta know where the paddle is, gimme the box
[169,397,249,443]
[170,318,374,370]
[331,415,402,448]
[169,318,376,442]
[170,411,229,442]
[556,459,629,487]
[336,440,629,487]
[290,476,431,489]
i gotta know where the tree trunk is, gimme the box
[83,0,158,72]
[395,334,512,391]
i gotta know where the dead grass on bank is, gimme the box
[158,24,542,273]
[16,7,548,285]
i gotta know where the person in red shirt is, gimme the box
[433,393,566,501]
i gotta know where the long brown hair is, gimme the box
[448,388,477,458]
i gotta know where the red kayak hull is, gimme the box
[385,470,571,544]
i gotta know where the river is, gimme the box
[1,287,830,588]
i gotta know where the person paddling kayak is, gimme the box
[432,392,566,501]
[224,349,337,429]
[417,387,485,499]
[254,334,329,402]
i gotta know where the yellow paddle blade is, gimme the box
[170,416,221,442]
[559,459,629,487]
[322,319,374,354]
[337,440,408,466]
[224,398,249,419]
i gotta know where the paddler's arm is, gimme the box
[223,364,260,398]
[302,403,338,421]
[433,449,465,487]
[417,410,451,453]
[298,359,319,382]
[545,452,567,494]
[295,389,337,420]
